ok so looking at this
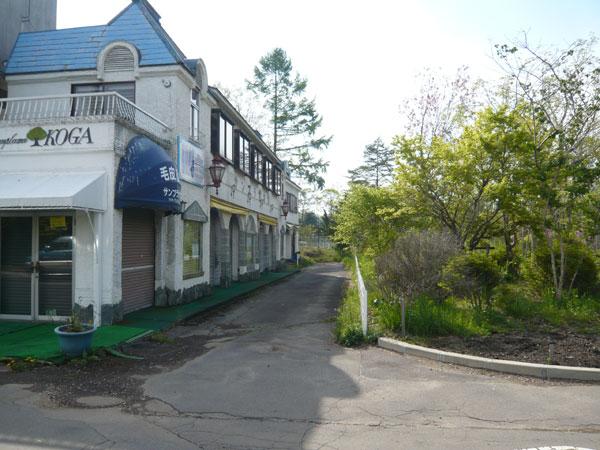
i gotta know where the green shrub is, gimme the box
[297,255,316,267]
[494,283,537,319]
[441,252,502,310]
[490,247,521,281]
[300,247,341,263]
[337,326,365,347]
[374,299,403,332]
[531,241,598,295]
[335,285,364,346]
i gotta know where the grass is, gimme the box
[334,255,600,347]
[334,283,364,346]
[497,286,600,332]
[334,255,379,346]
[148,332,175,344]
[301,247,342,264]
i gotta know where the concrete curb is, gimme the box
[378,337,600,382]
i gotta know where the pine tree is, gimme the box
[348,138,395,187]
[247,48,331,188]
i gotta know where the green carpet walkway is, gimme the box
[0,269,298,361]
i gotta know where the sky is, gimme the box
[57,0,600,193]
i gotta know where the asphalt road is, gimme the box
[0,263,599,450]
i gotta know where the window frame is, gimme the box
[274,168,282,195]
[182,220,203,279]
[238,133,252,175]
[265,159,273,190]
[254,150,264,184]
[218,115,234,161]
[190,88,200,142]
[286,192,298,213]
[71,82,136,103]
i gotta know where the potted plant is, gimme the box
[54,314,96,357]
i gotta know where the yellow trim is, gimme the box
[258,213,278,226]
[210,197,249,216]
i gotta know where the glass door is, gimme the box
[0,215,73,320]
[37,216,73,318]
[0,217,33,317]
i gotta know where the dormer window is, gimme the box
[104,45,135,72]
[97,42,139,80]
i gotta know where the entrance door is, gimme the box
[37,216,73,318]
[121,209,155,314]
[0,217,33,317]
[0,215,73,319]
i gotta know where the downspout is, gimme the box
[85,209,102,327]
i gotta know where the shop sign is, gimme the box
[50,216,67,229]
[0,126,94,150]
[177,135,205,186]
[0,133,28,150]
[27,126,93,147]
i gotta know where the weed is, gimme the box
[149,332,175,344]
[300,247,342,263]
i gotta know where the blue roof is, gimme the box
[5,0,188,75]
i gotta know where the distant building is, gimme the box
[0,0,300,325]
[0,0,57,96]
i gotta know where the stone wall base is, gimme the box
[155,283,211,307]
[239,270,260,282]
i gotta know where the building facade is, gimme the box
[0,0,300,325]
[0,0,57,97]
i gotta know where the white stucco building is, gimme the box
[0,0,300,325]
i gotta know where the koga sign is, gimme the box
[0,126,94,150]
[27,126,93,147]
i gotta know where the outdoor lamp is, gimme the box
[281,199,289,218]
[207,156,226,194]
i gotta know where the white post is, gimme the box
[355,255,368,336]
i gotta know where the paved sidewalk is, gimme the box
[0,269,298,361]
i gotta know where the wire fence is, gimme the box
[299,234,333,249]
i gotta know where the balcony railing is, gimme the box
[0,92,171,141]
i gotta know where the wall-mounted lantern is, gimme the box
[281,199,289,218]
[206,156,226,194]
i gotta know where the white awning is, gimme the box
[0,171,107,212]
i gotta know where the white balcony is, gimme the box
[0,92,172,144]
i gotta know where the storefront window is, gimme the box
[183,220,203,279]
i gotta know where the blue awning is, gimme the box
[115,136,181,213]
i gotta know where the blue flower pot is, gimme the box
[54,325,96,357]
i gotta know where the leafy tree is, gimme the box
[394,105,530,251]
[495,36,600,299]
[348,138,395,187]
[247,48,332,188]
[400,66,482,144]
[332,184,411,254]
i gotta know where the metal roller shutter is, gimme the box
[121,209,155,314]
